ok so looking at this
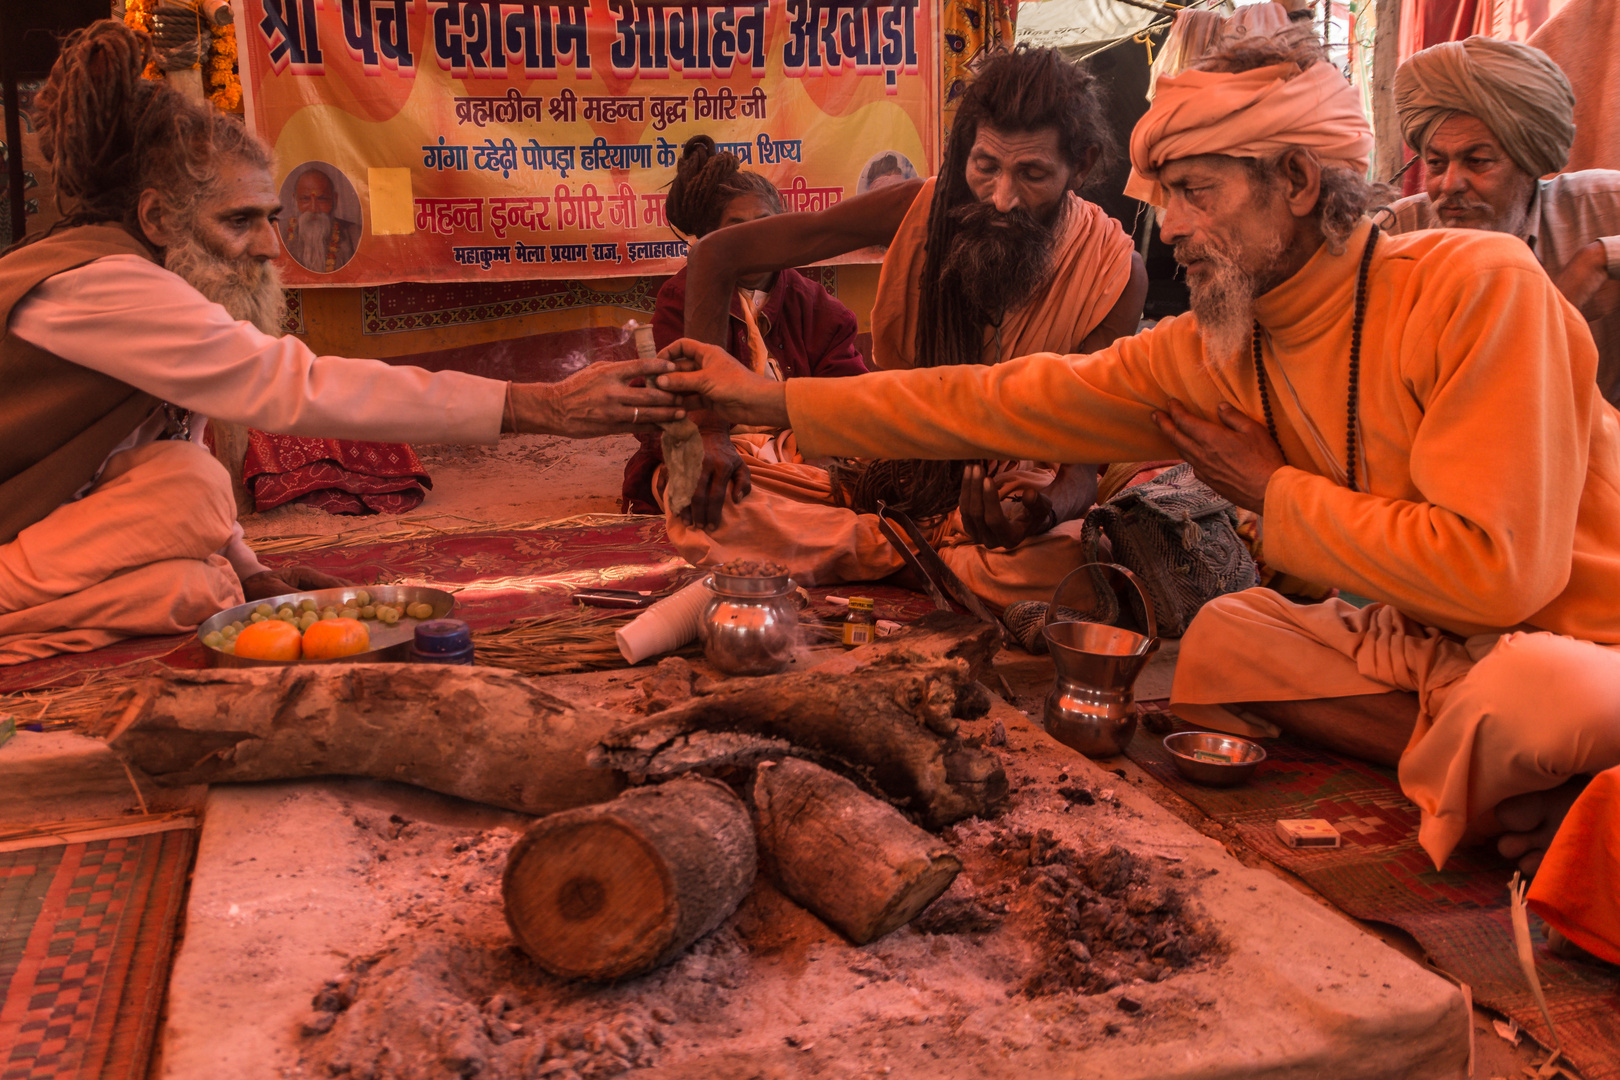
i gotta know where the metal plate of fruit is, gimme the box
[196,585,457,667]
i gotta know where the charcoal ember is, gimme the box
[913,892,1003,935]
[714,558,787,578]
[1008,836,1223,997]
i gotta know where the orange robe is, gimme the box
[1529,766,1620,965]
[785,220,1620,883]
[0,440,244,664]
[661,181,1136,609]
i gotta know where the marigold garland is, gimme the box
[123,0,166,81]
[207,22,243,113]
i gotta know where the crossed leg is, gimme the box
[1173,589,1620,875]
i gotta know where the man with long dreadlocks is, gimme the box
[666,46,1149,610]
[0,21,683,664]
[660,26,1620,964]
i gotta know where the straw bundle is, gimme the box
[471,608,692,677]
[248,513,662,557]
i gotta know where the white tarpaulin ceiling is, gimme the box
[1015,0,1160,49]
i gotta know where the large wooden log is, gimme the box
[501,776,756,980]
[752,759,961,944]
[100,613,1004,825]
[102,665,623,817]
[592,614,1007,828]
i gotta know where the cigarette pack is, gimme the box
[1274,818,1341,849]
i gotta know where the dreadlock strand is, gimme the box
[665,133,782,238]
[29,19,270,244]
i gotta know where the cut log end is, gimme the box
[502,819,678,980]
[502,776,755,981]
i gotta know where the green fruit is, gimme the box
[354,590,373,607]
[299,599,317,612]
[360,605,377,620]
[203,632,224,648]
[255,604,273,616]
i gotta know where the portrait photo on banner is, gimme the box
[856,150,921,194]
[278,161,364,274]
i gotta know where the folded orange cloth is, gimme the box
[1529,766,1620,966]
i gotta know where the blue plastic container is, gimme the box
[408,619,474,665]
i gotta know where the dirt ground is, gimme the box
[222,434,1560,1079]
[239,434,639,542]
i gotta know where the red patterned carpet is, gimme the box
[1128,705,1620,1079]
[0,823,197,1080]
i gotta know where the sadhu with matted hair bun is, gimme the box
[29,19,269,244]
[663,134,783,239]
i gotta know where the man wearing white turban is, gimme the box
[657,27,1620,965]
[1383,36,1620,406]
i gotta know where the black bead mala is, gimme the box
[1251,223,1381,493]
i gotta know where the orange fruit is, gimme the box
[233,619,304,661]
[303,617,371,660]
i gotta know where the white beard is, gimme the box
[165,228,288,335]
[1180,232,1285,370]
[290,210,334,269]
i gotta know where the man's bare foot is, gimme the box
[1495,778,1591,875]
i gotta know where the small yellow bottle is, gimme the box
[842,596,877,647]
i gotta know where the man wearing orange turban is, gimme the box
[658,26,1620,966]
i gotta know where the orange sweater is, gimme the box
[788,220,1620,641]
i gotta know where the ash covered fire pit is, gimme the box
[147,617,1469,1080]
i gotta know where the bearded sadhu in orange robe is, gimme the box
[661,48,1146,610]
[660,28,1620,965]
[663,179,1138,608]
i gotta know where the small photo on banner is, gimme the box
[278,162,363,274]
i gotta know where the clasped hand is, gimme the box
[654,340,791,429]
[957,463,1057,550]
[1149,399,1284,513]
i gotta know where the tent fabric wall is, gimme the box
[1529,0,1619,172]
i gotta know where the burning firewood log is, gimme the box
[100,665,626,817]
[501,775,756,981]
[99,613,1005,827]
[592,612,1007,828]
[751,758,961,944]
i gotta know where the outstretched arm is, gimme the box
[683,179,922,346]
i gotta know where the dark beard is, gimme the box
[937,200,1058,324]
[164,227,287,335]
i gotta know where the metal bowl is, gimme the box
[196,585,456,667]
[1163,731,1267,787]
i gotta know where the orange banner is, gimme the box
[238,0,939,284]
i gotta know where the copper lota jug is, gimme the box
[1041,563,1160,758]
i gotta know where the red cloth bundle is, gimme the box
[244,431,432,515]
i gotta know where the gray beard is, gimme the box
[165,229,288,335]
[1180,233,1285,369]
[291,210,335,269]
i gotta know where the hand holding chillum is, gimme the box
[655,339,791,430]
[957,462,1054,550]
[1150,399,1284,514]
